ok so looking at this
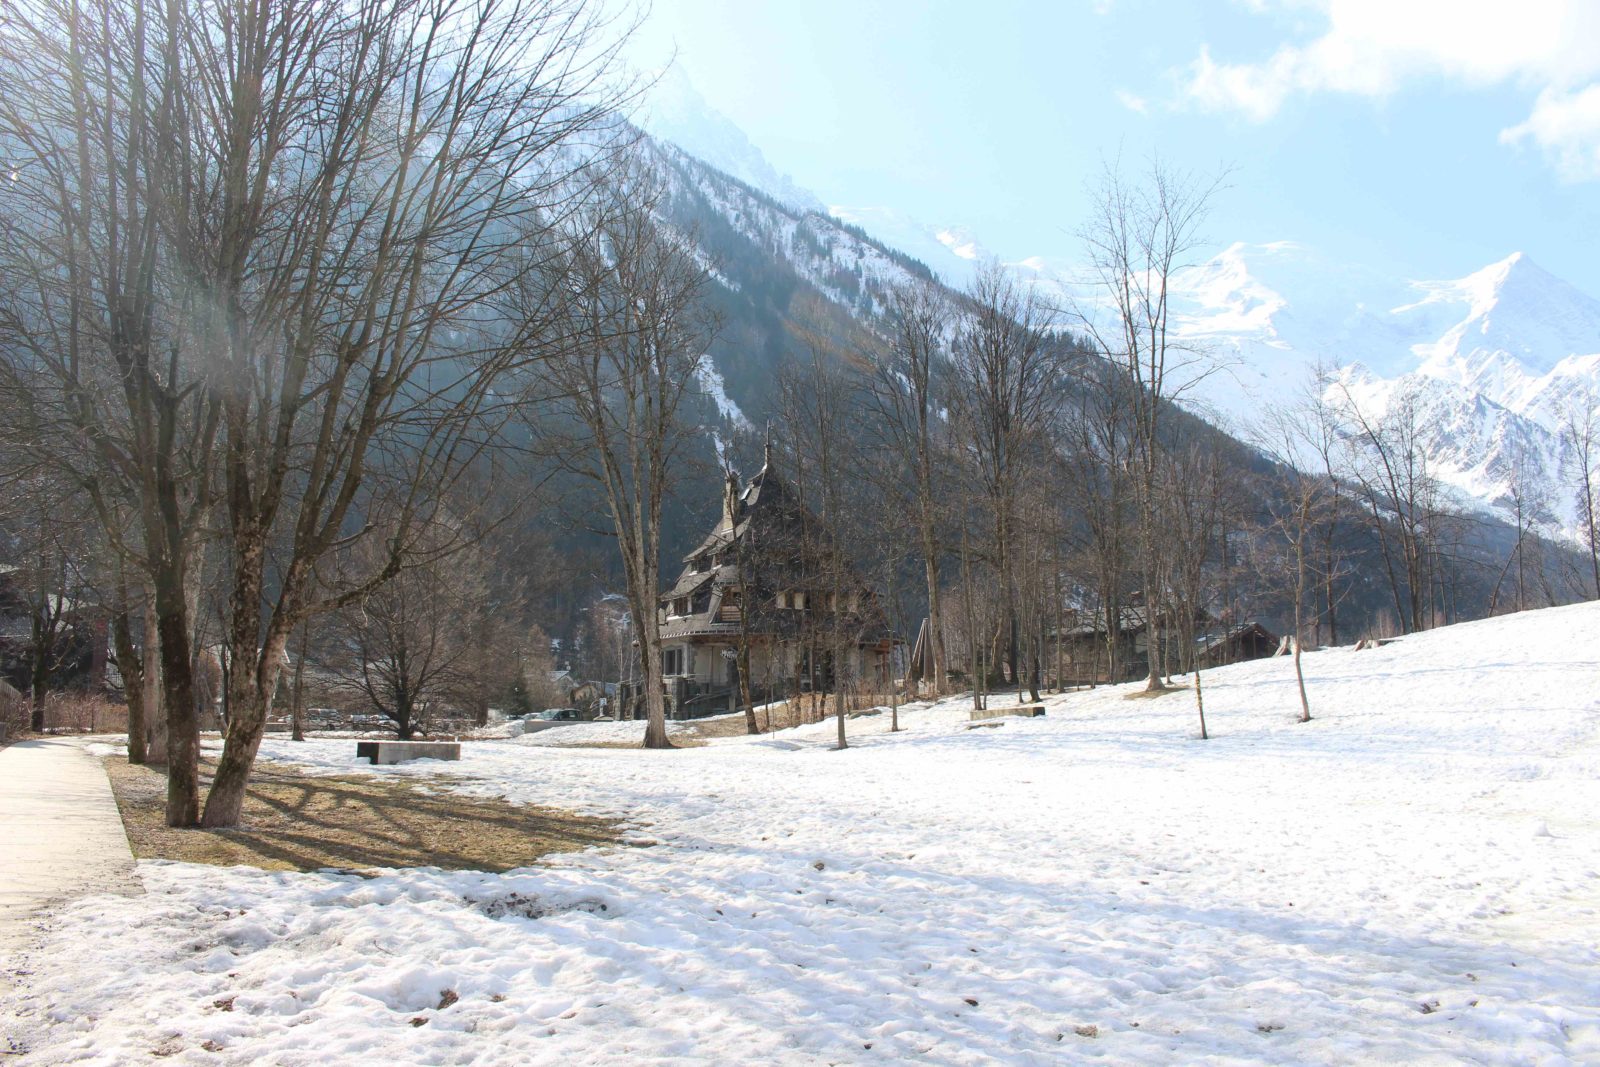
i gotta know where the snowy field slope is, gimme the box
[6,604,1600,1064]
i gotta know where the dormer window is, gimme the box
[672,597,690,617]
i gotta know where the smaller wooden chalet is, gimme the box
[1193,620,1279,670]
[1051,603,1278,685]
[655,455,895,719]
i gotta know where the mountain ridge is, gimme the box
[633,76,1598,541]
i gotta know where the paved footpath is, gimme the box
[0,738,138,958]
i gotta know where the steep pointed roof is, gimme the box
[679,453,812,562]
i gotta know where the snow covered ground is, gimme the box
[6,603,1600,1064]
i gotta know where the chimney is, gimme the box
[719,467,740,532]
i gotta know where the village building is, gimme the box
[1050,603,1279,685]
[654,455,896,719]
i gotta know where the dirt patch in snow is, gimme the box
[1121,683,1193,700]
[104,757,618,873]
[677,715,755,740]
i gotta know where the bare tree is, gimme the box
[719,460,763,736]
[0,473,97,726]
[1328,379,1444,634]
[0,0,225,820]
[1060,360,1137,685]
[1078,157,1222,694]
[1,0,636,824]
[1560,389,1600,599]
[327,523,513,740]
[948,263,1062,704]
[510,625,567,715]
[862,279,952,695]
[106,559,153,762]
[1488,442,1548,615]
[1258,407,1344,723]
[522,167,713,749]
[778,345,864,750]
[1294,373,1357,646]
[1158,440,1232,736]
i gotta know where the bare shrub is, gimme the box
[0,679,29,739]
[41,692,127,734]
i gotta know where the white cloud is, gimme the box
[1179,0,1600,178]
[1114,89,1149,115]
[1501,84,1600,181]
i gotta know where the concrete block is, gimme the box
[968,705,1045,722]
[356,740,462,765]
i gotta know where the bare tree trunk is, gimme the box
[890,663,900,732]
[142,598,167,765]
[155,564,200,826]
[290,623,308,743]
[111,601,147,765]
[1294,540,1312,724]
[638,577,672,750]
[738,648,758,736]
[961,533,980,711]
[924,552,947,695]
[202,626,289,827]
[730,490,759,736]
[834,657,848,751]
[397,687,415,741]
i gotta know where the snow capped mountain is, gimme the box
[634,67,824,215]
[825,206,993,284]
[1173,243,1600,536]
[634,73,1598,540]
[634,67,1004,290]
[633,132,943,436]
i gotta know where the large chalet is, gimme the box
[656,454,895,719]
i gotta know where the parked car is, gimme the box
[515,707,592,734]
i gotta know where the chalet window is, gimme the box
[662,647,684,676]
[672,597,689,617]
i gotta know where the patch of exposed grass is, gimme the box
[678,716,755,740]
[104,756,619,873]
[1122,683,1192,700]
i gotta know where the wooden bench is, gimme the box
[969,705,1046,723]
[356,740,461,765]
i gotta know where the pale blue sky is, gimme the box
[626,0,1600,292]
